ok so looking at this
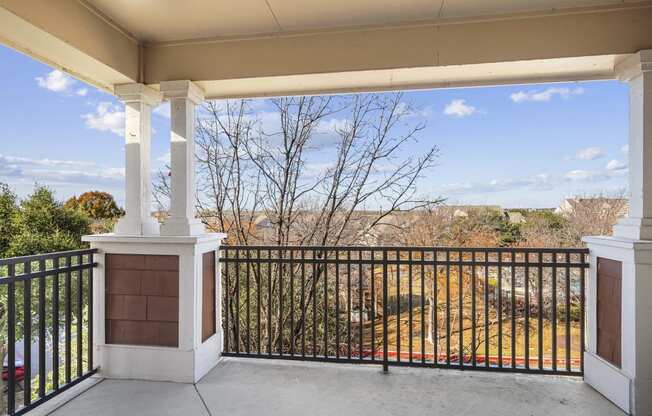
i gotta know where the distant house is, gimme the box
[555,197,628,217]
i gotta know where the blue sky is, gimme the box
[0,44,629,209]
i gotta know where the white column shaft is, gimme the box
[114,84,162,236]
[170,97,197,222]
[160,80,205,236]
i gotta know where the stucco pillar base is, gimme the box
[82,233,226,383]
[582,235,652,415]
[160,217,205,237]
[613,217,652,240]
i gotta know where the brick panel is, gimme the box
[107,295,147,321]
[107,269,142,294]
[141,271,179,297]
[147,297,179,322]
[106,254,179,347]
[202,251,216,342]
[597,257,621,368]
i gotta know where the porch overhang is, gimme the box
[0,1,651,97]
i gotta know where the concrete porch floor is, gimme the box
[45,358,624,416]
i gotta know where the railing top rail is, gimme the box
[0,248,97,266]
[220,245,589,253]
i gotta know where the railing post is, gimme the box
[382,250,389,373]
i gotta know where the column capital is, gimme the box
[160,80,204,105]
[615,49,652,82]
[114,83,163,106]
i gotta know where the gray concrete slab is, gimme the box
[197,358,624,416]
[45,358,624,416]
[49,379,209,416]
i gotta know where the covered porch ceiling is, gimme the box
[0,0,651,98]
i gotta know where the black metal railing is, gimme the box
[220,246,588,376]
[0,249,97,415]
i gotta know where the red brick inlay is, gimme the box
[106,254,179,347]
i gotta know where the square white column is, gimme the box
[160,80,205,236]
[114,84,162,236]
[613,50,652,240]
[584,50,652,416]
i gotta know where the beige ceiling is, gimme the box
[83,0,635,43]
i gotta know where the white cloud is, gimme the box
[82,102,125,137]
[76,88,88,97]
[564,169,608,182]
[510,87,584,103]
[443,99,476,118]
[621,144,629,154]
[35,70,75,93]
[606,159,627,171]
[0,154,123,187]
[576,146,604,161]
[441,173,554,195]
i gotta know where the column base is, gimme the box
[114,216,161,236]
[82,233,226,383]
[583,235,652,415]
[584,352,631,413]
[160,217,205,236]
[613,217,652,240]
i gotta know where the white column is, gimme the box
[160,80,205,236]
[583,50,652,416]
[113,83,162,236]
[613,50,652,240]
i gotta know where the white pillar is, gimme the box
[583,50,652,416]
[160,80,205,236]
[613,50,652,240]
[113,83,162,236]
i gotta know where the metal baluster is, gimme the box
[312,250,317,358]
[458,251,463,368]
[580,252,586,374]
[446,250,451,366]
[257,249,262,355]
[224,253,230,353]
[301,249,306,357]
[39,259,47,396]
[420,250,426,365]
[396,249,401,363]
[290,249,294,357]
[565,252,571,372]
[538,251,544,370]
[382,250,389,373]
[511,252,516,369]
[65,255,72,384]
[88,253,94,374]
[371,251,376,361]
[471,251,477,367]
[77,254,83,378]
[24,260,33,404]
[335,250,340,359]
[484,253,489,368]
[552,253,558,371]
[347,250,352,360]
[358,250,363,361]
[268,249,273,356]
[525,253,530,371]
[235,248,240,354]
[52,257,60,390]
[497,252,503,368]
[7,263,16,414]
[246,250,251,354]
[408,250,413,364]
[323,250,328,358]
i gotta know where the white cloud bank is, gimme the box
[82,102,125,137]
[576,146,604,161]
[443,99,477,118]
[510,87,584,103]
[36,69,88,96]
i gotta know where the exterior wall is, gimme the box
[105,254,180,347]
[83,233,225,383]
